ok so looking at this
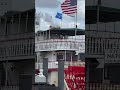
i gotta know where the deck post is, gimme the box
[43,58,48,83]
[58,60,64,90]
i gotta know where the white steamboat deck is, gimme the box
[35,39,85,52]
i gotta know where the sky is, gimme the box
[35,0,85,32]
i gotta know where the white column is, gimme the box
[4,17,7,35]
[36,52,40,69]
[52,51,54,62]
[91,38,93,54]
[25,12,28,32]
[98,38,100,54]
[86,60,89,90]
[18,14,21,33]
[95,38,97,54]
[89,38,91,54]
[65,50,66,62]
[86,38,88,54]
[70,52,72,66]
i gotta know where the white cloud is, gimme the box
[35,0,85,31]
[61,21,84,29]
[35,18,50,32]
[77,0,85,20]
[35,0,60,8]
[60,0,85,29]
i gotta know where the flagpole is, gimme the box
[11,15,14,33]
[49,16,52,39]
[25,12,28,32]
[18,13,21,33]
[49,27,51,39]
[65,50,66,62]
[75,0,77,39]
[75,12,77,39]
[74,14,76,29]
[39,13,41,31]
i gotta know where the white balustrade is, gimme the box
[0,39,34,60]
[86,37,120,55]
[36,62,58,69]
[35,39,85,52]
[87,83,120,90]
[35,61,85,69]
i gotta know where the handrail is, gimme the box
[0,38,34,59]
[35,39,85,52]
[35,38,85,43]
[87,83,120,90]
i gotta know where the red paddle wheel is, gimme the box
[64,66,85,90]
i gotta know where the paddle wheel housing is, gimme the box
[64,66,85,90]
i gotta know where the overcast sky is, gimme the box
[35,0,85,32]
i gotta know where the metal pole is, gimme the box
[39,13,41,31]
[75,13,77,39]
[11,16,14,33]
[43,31,45,40]
[103,57,105,83]
[86,60,89,90]
[97,0,101,31]
[58,60,64,90]
[5,17,7,35]
[5,61,8,86]
[49,29,51,39]
[65,50,66,62]
[36,52,39,69]
[74,14,76,29]
[46,30,47,39]
[18,14,21,33]
[75,0,78,39]
[43,58,48,83]
[71,52,72,66]
[25,12,28,32]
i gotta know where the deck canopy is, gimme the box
[37,28,85,36]
[86,6,120,24]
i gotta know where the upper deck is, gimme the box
[0,9,35,61]
[86,0,120,24]
[35,29,85,52]
[0,0,34,16]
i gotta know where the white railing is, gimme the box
[0,32,34,41]
[87,83,120,90]
[35,39,85,52]
[0,38,34,60]
[0,86,19,90]
[86,0,120,9]
[35,61,85,69]
[36,62,69,69]
[0,85,56,90]
[35,62,58,69]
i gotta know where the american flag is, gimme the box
[61,0,77,15]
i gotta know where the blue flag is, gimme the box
[55,12,62,20]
